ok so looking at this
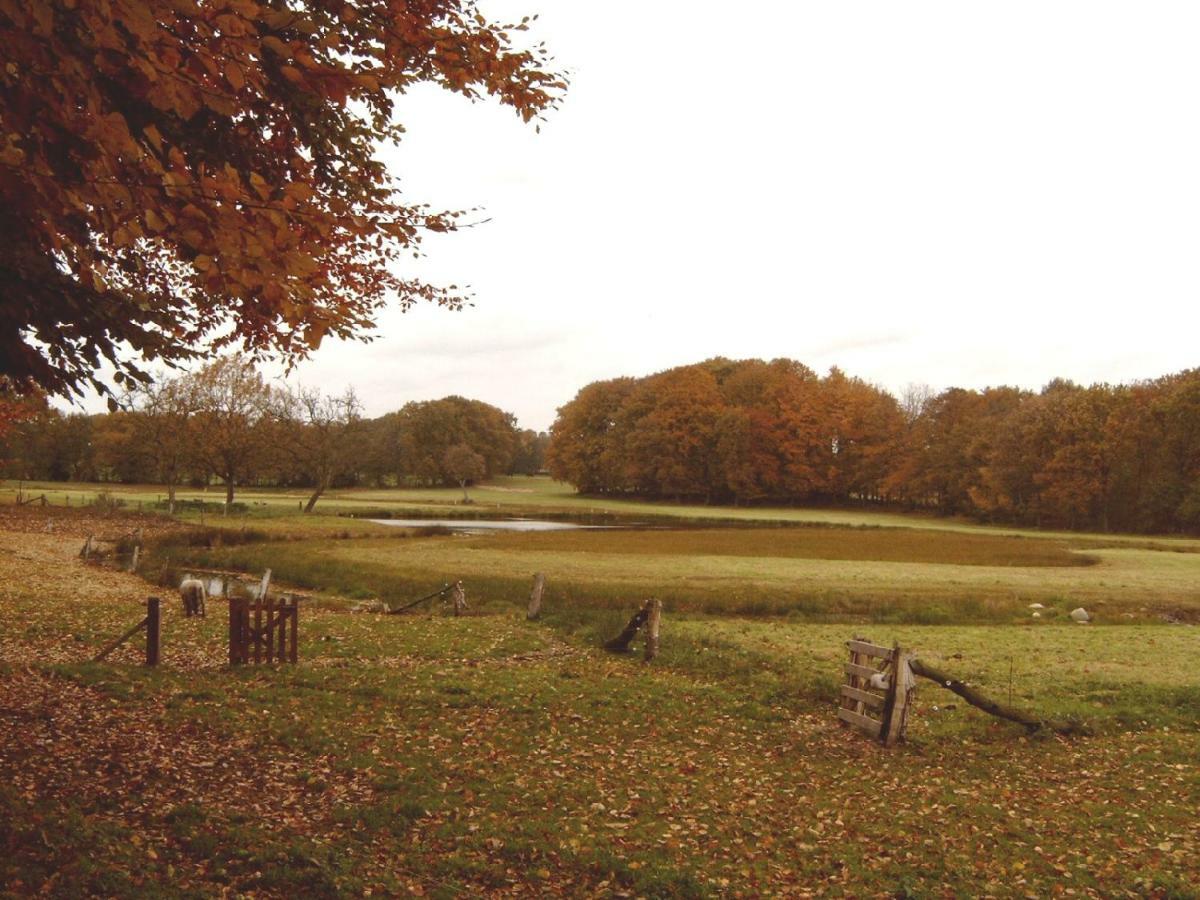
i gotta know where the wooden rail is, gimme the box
[94,598,160,666]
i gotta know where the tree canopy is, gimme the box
[0,0,563,400]
[547,359,1200,533]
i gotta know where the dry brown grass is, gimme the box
[480,525,1096,567]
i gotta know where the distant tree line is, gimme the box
[546,358,1200,534]
[0,358,548,511]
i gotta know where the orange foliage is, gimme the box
[0,0,564,398]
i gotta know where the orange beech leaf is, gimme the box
[0,0,563,400]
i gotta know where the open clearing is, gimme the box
[1,486,1198,897]
[11,476,1200,547]
[176,527,1200,623]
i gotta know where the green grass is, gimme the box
[15,612,1199,897]
[4,487,1200,895]
[10,475,1200,547]
[153,524,1200,626]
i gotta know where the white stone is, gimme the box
[1070,607,1091,623]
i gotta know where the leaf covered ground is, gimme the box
[1,506,1198,898]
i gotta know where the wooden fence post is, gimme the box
[604,601,653,653]
[229,597,245,666]
[451,581,467,616]
[643,598,662,662]
[527,573,545,620]
[129,544,140,573]
[285,600,295,662]
[881,647,913,747]
[145,597,160,666]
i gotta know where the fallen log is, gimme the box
[604,601,653,653]
[909,658,1090,736]
[387,583,451,614]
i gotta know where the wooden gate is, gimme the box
[229,594,298,665]
[839,637,914,746]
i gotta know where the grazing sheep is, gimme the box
[180,577,208,618]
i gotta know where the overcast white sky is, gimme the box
[81,1,1200,430]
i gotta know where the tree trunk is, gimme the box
[908,658,1090,736]
[225,474,236,507]
[459,479,470,503]
[167,482,176,515]
[304,476,330,514]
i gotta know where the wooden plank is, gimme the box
[266,596,275,663]
[94,616,148,663]
[844,662,880,680]
[289,600,298,664]
[229,598,238,665]
[846,640,895,661]
[850,649,865,714]
[253,597,262,664]
[840,685,884,709]
[838,708,882,736]
[883,651,915,747]
[230,597,247,666]
[145,598,160,667]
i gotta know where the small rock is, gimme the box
[1070,607,1091,623]
[350,599,388,614]
[1031,611,1041,618]
[1028,602,1045,610]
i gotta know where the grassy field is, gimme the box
[10,475,1200,546]
[157,524,1200,625]
[1,485,1198,896]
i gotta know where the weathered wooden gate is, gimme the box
[229,592,298,665]
[839,637,914,746]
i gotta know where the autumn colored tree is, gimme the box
[443,443,486,503]
[545,378,636,494]
[91,410,151,483]
[373,396,517,487]
[618,366,725,501]
[820,368,903,504]
[510,429,551,475]
[128,373,201,511]
[187,356,277,506]
[715,360,826,504]
[275,385,363,512]
[0,0,563,400]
